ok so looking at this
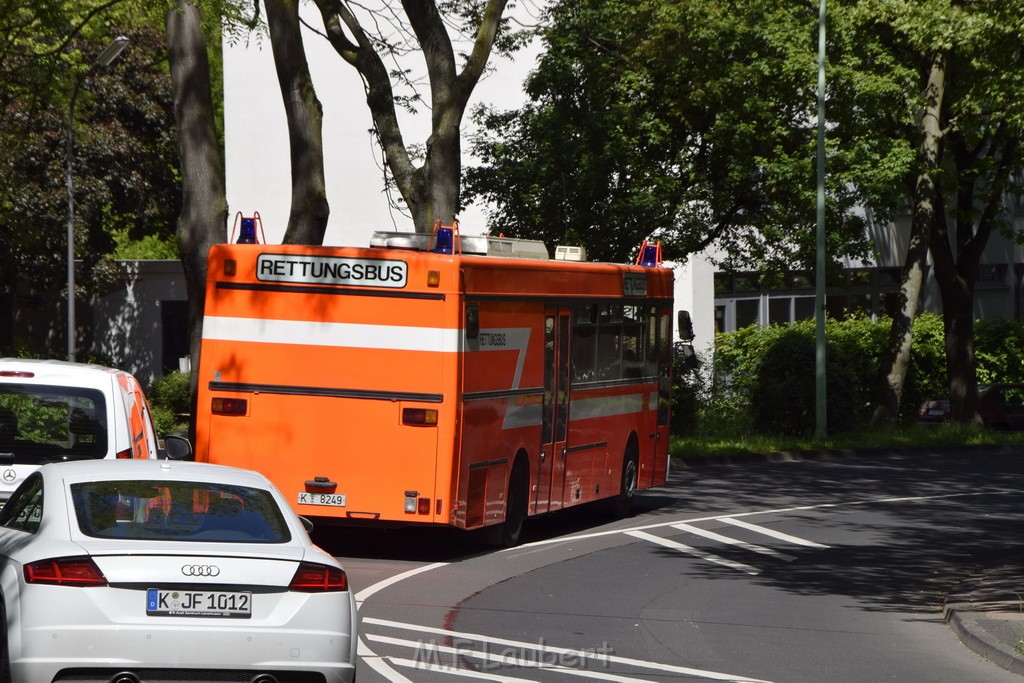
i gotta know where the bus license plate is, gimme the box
[298,492,347,506]
[146,589,251,618]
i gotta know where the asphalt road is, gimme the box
[319,447,1024,682]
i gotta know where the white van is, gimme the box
[0,359,172,501]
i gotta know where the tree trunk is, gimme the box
[872,50,946,427]
[311,0,508,232]
[167,0,228,437]
[265,0,330,244]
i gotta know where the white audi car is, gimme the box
[0,459,357,683]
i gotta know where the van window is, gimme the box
[0,386,108,464]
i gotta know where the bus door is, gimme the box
[536,309,570,514]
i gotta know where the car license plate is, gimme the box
[298,492,346,506]
[928,409,945,417]
[146,589,251,618]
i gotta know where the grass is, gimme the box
[669,422,1024,460]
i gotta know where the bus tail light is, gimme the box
[212,398,248,416]
[427,270,440,287]
[404,491,418,513]
[402,408,437,426]
[418,497,430,515]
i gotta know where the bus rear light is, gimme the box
[211,397,248,416]
[404,491,418,513]
[436,498,443,516]
[224,259,237,276]
[402,408,437,426]
[418,497,430,515]
[427,270,440,287]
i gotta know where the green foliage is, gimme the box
[682,313,999,438]
[148,371,191,437]
[750,329,858,436]
[149,371,191,416]
[466,0,874,266]
[110,228,179,260]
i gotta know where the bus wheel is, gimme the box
[610,446,639,518]
[493,459,529,548]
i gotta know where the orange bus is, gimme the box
[194,226,678,545]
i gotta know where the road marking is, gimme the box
[506,489,1014,550]
[354,488,1019,679]
[671,522,797,561]
[717,517,830,548]
[385,656,541,682]
[626,529,760,575]
[355,561,450,606]
[364,617,772,682]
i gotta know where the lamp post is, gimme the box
[66,35,129,362]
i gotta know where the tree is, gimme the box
[308,0,519,232]
[0,4,181,356]
[465,0,874,264]
[469,0,1024,427]
[828,1,1024,424]
[167,0,227,421]
[265,0,330,243]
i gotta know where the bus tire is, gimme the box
[610,444,639,518]
[493,458,529,548]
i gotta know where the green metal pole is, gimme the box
[815,0,827,439]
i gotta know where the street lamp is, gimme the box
[66,35,130,362]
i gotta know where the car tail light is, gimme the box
[24,556,107,586]
[288,562,348,592]
[0,371,33,378]
[115,448,132,459]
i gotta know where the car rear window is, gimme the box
[70,480,291,543]
[0,385,108,463]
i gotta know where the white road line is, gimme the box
[626,530,760,575]
[358,638,415,683]
[370,634,666,682]
[363,617,772,683]
[386,656,540,682]
[671,522,797,561]
[355,561,450,605]
[504,489,1016,550]
[717,517,830,548]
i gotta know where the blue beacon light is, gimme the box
[237,218,257,244]
[640,243,659,267]
[433,227,454,254]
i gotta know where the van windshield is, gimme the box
[0,385,108,464]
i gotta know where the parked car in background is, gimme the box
[0,459,358,683]
[918,383,1024,430]
[0,358,189,502]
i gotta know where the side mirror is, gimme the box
[677,343,699,370]
[677,310,695,342]
[161,434,194,461]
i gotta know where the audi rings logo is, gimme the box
[181,564,220,577]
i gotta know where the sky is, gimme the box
[222,4,539,247]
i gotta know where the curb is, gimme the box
[672,443,1023,468]
[944,602,1024,677]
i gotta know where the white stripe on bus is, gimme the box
[201,315,460,352]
